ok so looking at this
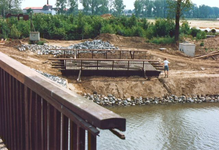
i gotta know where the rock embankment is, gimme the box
[34,69,67,87]
[83,93,219,107]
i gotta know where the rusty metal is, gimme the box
[6,13,29,21]
[0,51,126,150]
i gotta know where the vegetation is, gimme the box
[167,0,192,42]
[0,13,210,45]
[133,0,219,19]
[0,0,23,17]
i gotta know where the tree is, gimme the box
[0,0,22,16]
[113,0,126,16]
[68,0,78,14]
[56,0,67,14]
[82,0,109,15]
[134,0,143,17]
[167,0,192,42]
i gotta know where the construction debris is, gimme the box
[195,51,219,59]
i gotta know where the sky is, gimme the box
[21,0,219,9]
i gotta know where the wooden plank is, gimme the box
[19,82,25,150]
[79,128,85,150]
[24,86,30,150]
[8,74,12,149]
[88,131,96,150]
[0,69,4,141]
[70,121,78,150]
[49,58,154,62]
[61,114,68,150]
[11,77,17,150]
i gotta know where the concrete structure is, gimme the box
[179,43,196,57]
[29,32,40,41]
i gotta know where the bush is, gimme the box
[0,20,10,39]
[10,24,21,39]
[153,19,175,37]
[150,37,175,44]
[180,21,190,34]
[100,24,115,34]
[17,20,30,38]
[196,31,206,40]
[132,26,145,37]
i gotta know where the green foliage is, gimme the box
[17,20,30,38]
[196,31,206,40]
[113,0,126,16]
[200,42,204,46]
[37,40,47,45]
[0,13,203,45]
[10,24,21,39]
[152,18,175,37]
[100,24,115,34]
[180,21,190,34]
[132,26,145,37]
[0,19,10,38]
[150,36,175,44]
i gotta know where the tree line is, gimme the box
[1,0,219,19]
[0,13,207,43]
[134,0,219,19]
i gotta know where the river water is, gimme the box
[97,103,219,150]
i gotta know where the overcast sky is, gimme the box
[21,0,219,9]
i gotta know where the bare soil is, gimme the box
[1,32,219,98]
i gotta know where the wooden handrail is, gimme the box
[0,52,126,150]
[0,52,125,131]
[49,57,158,62]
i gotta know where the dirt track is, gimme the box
[0,33,219,98]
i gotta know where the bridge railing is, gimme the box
[0,52,126,150]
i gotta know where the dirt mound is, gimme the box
[95,33,155,49]
[203,37,219,49]
[101,14,113,19]
[95,33,122,43]
[4,40,22,47]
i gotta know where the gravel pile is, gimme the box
[68,40,118,50]
[17,40,118,55]
[84,93,219,106]
[34,69,67,87]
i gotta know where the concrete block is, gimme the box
[30,32,40,41]
[179,43,196,57]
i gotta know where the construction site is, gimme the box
[1,30,219,101]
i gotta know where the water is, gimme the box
[98,103,219,150]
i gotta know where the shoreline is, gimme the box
[83,93,219,107]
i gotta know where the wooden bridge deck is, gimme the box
[49,58,163,77]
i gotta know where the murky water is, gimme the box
[98,103,219,150]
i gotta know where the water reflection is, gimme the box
[98,103,219,150]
